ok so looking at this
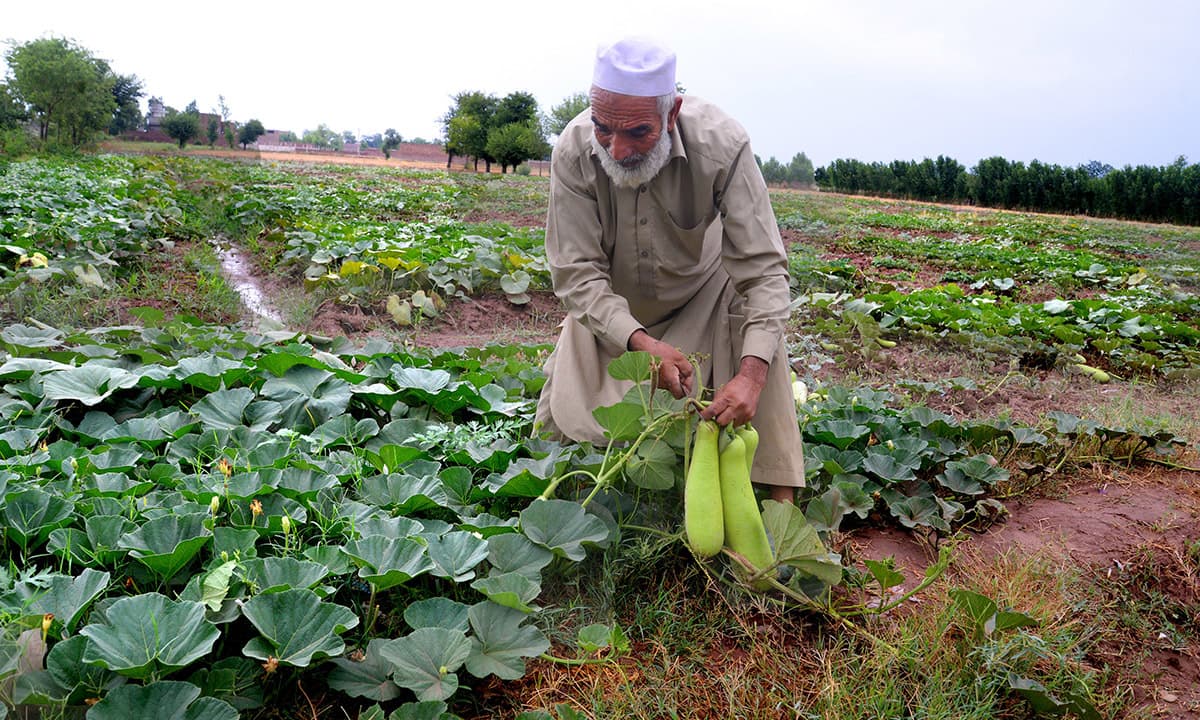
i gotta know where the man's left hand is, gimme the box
[700,355,769,427]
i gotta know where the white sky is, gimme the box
[5,0,1199,169]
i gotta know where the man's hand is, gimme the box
[627,329,694,398]
[700,355,769,427]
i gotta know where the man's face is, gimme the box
[589,88,681,188]
[590,89,667,167]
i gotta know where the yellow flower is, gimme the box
[250,499,263,518]
[217,457,233,478]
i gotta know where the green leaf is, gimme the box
[186,657,265,711]
[389,700,460,720]
[260,364,353,432]
[80,594,220,679]
[465,602,550,680]
[85,680,238,720]
[576,623,629,655]
[241,588,359,667]
[327,638,404,702]
[120,513,212,583]
[41,364,138,406]
[624,437,677,490]
[240,557,331,594]
[44,635,124,704]
[606,351,654,382]
[425,531,490,582]
[485,533,553,580]
[470,572,541,613]
[378,628,471,702]
[519,500,610,561]
[3,488,74,548]
[190,388,256,430]
[804,486,848,533]
[591,400,645,442]
[200,561,237,612]
[404,598,471,632]
[342,535,436,591]
[761,500,842,586]
[6,567,110,633]
[863,558,906,593]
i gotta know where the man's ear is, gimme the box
[666,95,684,132]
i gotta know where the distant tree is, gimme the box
[758,156,787,185]
[301,123,341,149]
[342,130,357,146]
[5,37,116,145]
[279,130,298,143]
[442,91,496,170]
[224,123,235,149]
[163,109,200,148]
[381,128,402,159]
[238,119,265,149]
[493,91,539,128]
[206,117,219,147]
[546,91,589,137]
[786,152,815,186]
[1083,160,1114,178]
[107,72,144,135]
[0,83,27,130]
[486,120,549,173]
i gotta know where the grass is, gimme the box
[500,534,1132,720]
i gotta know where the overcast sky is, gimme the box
[5,1,1198,169]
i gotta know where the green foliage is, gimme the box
[546,91,589,137]
[4,37,117,147]
[237,119,265,149]
[443,90,546,172]
[163,109,201,149]
[818,153,1200,225]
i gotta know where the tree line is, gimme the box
[814,155,1200,226]
[441,91,551,174]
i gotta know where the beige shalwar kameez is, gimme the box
[535,96,804,489]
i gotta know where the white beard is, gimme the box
[590,117,673,189]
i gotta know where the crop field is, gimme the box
[0,153,1198,720]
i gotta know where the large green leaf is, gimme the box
[120,513,212,582]
[85,680,238,720]
[464,602,549,680]
[519,500,610,561]
[41,364,139,406]
[1,567,110,634]
[260,364,353,431]
[404,598,471,632]
[241,588,359,667]
[760,501,842,587]
[80,594,219,679]
[470,572,541,613]
[43,634,123,704]
[623,437,677,490]
[240,556,331,594]
[377,627,471,702]
[186,657,265,711]
[605,351,654,382]
[2,488,74,548]
[173,354,249,393]
[189,388,256,430]
[425,531,490,582]
[485,534,552,580]
[342,535,436,591]
[327,638,404,702]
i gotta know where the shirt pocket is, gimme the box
[658,208,715,269]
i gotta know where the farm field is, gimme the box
[0,152,1197,720]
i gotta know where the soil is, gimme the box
[204,181,1200,719]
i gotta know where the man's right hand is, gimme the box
[627,329,694,398]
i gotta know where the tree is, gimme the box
[107,72,143,135]
[442,91,496,170]
[279,130,298,143]
[485,120,548,173]
[342,130,357,146]
[206,117,219,147]
[546,92,589,137]
[786,152,815,187]
[301,123,341,149]
[0,83,28,130]
[5,37,115,145]
[238,119,265,149]
[381,128,402,159]
[163,108,200,148]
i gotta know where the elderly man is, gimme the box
[535,37,804,502]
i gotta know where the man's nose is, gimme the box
[609,135,633,162]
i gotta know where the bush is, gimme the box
[515,163,531,176]
[0,127,33,158]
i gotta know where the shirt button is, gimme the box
[639,218,648,225]
[639,186,648,193]
[640,251,649,258]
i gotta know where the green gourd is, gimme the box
[719,433,775,590]
[684,420,724,558]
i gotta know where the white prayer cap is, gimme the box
[592,37,676,97]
